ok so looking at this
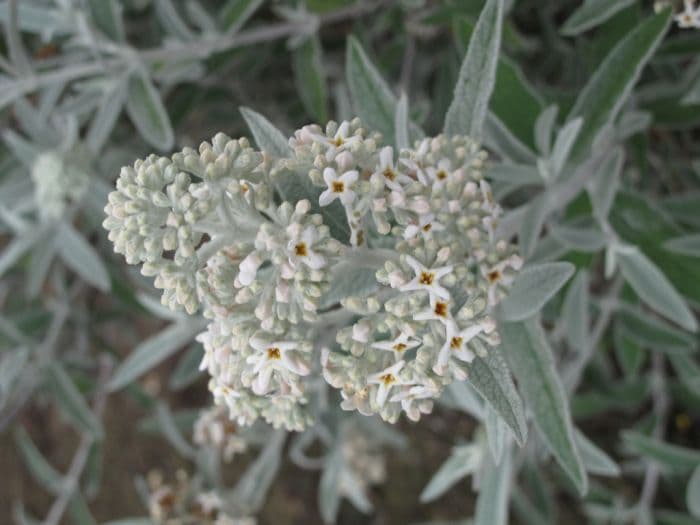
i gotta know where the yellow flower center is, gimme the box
[419,271,435,285]
[436,170,448,180]
[332,181,345,193]
[434,301,448,317]
[450,336,463,349]
[393,343,407,352]
[294,242,307,257]
[379,373,396,386]
[333,137,344,147]
[383,167,396,181]
[266,347,281,360]
[487,270,501,283]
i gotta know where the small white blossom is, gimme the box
[371,332,420,359]
[675,0,700,28]
[319,167,358,207]
[367,360,406,407]
[434,321,482,375]
[399,255,453,300]
[247,338,309,395]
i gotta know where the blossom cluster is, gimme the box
[104,119,521,431]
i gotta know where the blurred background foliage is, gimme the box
[1,0,700,524]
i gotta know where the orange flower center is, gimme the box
[294,242,307,256]
[380,373,396,386]
[436,170,448,180]
[434,301,448,317]
[383,167,396,181]
[419,271,435,285]
[393,343,407,352]
[450,336,463,349]
[332,181,345,193]
[266,347,281,360]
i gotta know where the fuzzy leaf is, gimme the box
[47,363,103,440]
[501,318,588,495]
[57,223,111,292]
[575,428,620,477]
[687,464,700,518]
[562,270,590,351]
[498,262,574,321]
[617,247,697,332]
[664,234,700,258]
[239,106,291,158]
[125,71,174,151]
[444,0,504,140]
[293,36,328,123]
[561,0,635,36]
[474,447,512,525]
[420,445,482,503]
[623,431,700,472]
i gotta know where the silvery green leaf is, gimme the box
[340,469,373,514]
[26,227,57,299]
[47,363,103,440]
[154,0,194,40]
[346,36,397,140]
[474,447,512,525]
[125,71,174,152]
[561,0,635,36]
[155,402,196,459]
[420,444,482,503]
[669,355,700,397]
[484,113,537,164]
[395,92,410,150]
[444,0,504,140]
[487,164,542,185]
[622,431,700,472]
[57,223,111,292]
[233,430,285,512]
[485,405,506,464]
[0,346,28,408]
[12,503,41,525]
[220,0,264,33]
[574,428,620,477]
[169,344,204,391]
[293,35,328,123]
[588,148,623,222]
[566,8,671,160]
[86,78,127,154]
[549,222,606,252]
[14,426,63,494]
[319,263,378,309]
[549,118,583,179]
[0,3,69,35]
[468,347,527,446]
[617,247,697,332]
[68,493,98,525]
[518,193,549,258]
[616,305,695,354]
[319,444,343,523]
[0,228,41,278]
[501,318,588,495]
[443,381,484,419]
[108,319,205,391]
[3,129,39,167]
[88,0,124,41]
[239,106,291,158]
[687,464,700,518]
[535,105,558,156]
[664,234,700,258]
[562,270,589,352]
[185,1,217,32]
[498,262,575,322]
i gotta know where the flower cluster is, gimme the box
[104,119,521,430]
[146,470,255,525]
[32,146,90,221]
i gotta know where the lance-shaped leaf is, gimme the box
[240,106,291,158]
[420,444,482,503]
[468,347,527,446]
[47,363,103,440]
[108,320,205,392]
[664,234,700,258]
[561,0,635,36]
[233,430,286,512]
[566,8,671,160]
[562,270,590,352]
[498,262,574,321]
[444,0,504,140]
[687,464,700,518]
[474,446,512,525]
[293,35,328,123]
[125,71,174,151]
[501,318,588,495]
[617,247,697,332]
[57,222,111,292]
[622,431,700,472]
[318,443,343,523]
[14,427,63,494]
[574,428,620,477]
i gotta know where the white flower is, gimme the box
[390,384,438,421]
[247,338,309,395]
[399,255,452,300]
[319,167,358,207]
[372,146,412,192]
[322,121,362,151]
[434,321,482,374]
[423,158,452,188]
[367,360,405,407]
[414,295,452,324]
[403,212,445,240]
[286,224,326,270]
[371,332,420,359]
[675,0,700,28]
[482,254,523,306]
[238,253,263,286]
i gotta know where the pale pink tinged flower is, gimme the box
[400,255,453,300]
[238,252,263,286]
[367,360,406,407]
[424,158,453,188]
[371,332,420,360]
[390,384,438,421]
[319,167,358,207]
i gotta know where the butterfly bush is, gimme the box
[104,119,522,431]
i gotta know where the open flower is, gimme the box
[372,146,413,192]
[403,212,445,240]
[319,167,358,207]
[367,360,406,406]
[371,332,421,360]
[286,223,326,270]
[390,384,438,421]
[675,0,700,28]
[399,255,453,300]
[247,338,309,395]
[434,321,482,375]
[414,295,452,324]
